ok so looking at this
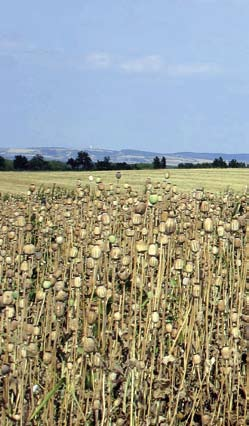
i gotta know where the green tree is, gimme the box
[153,156,161,169]
[212,156,227,168]
[48,160,68,171]
[75,151,93,170]
[67,157,78,170]
[228,159,246,168]
[96,156,112,170]
[13,155,29,170]
[0,156,6,170]
[161,156,166,168]
[29,154,49,171]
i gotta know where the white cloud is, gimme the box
[1,38,222,78]
[85,52,111,68]
[120,55,163,73]
[0,36,64,57]
[168,63,222,76]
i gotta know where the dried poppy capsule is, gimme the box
[231,218,240,232]
[54,280,65,291]
[36,290,45,301]
[159,222,166,233]
[178,233,186,243]
[234,237,241,249]
[96,285,107,299]
[72,276,81,288]
[185,261,193,273]
[125,228,135,237]
[149,256,158,268]
[165,322,173,333]
[86,310,97,325]
[55,290,68,302]
[217,225,224,237]
[5,306,15,319]
[33,326,40,336]
[174,258,184,271]
[203,218,213,233]
[231,326,240,340]
[192,353,201,366]
[69,246,78,258]
[8,230,15,240]
[231,311,238,323]
[101,213,111,225]
[98,182,105,191]
[224,222,231,232]
[16,215,26,227]
[191,239,199,253]
[171,327,178,338]
[200,200,209,213]
[121,255,131,266]
[110,246,122,260]
[221,346,230,360]
[118,268,130,281]
[192,284,201,298]
[43,351,53,365]
[136,241,148,253]
[56,235,64,244]
[142,227,148,236]
[201,415,211,425]
[20,261,29,272]
[165,217,176,235]
[55,302,65,318]
[27,343,39,358]
[23,323,35,336]
[217,299,225,312]
[134,202,146,215]
[29,184,36,193]
[151,311,160,323]
[91,245,102,260]
[23,244,36,255]
[132,214,142,226]
[2,291,13,305]
[82,336,95,353]
[114,311,121,321]
[148,244,158,257]
[1,364,11,376]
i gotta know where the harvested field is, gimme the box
[0,168,249,195]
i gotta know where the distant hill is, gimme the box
[175,152,249,163]
[0,147,248,166]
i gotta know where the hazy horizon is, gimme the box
[1,146,249,157]
[1,1,249,153]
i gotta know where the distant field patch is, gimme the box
[0,169,248,195]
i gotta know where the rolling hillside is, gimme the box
[0,147,248,166]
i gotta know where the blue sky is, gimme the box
[0,0,249,153]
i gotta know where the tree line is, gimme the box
[66,152,133,171]
[178,156,247,169]
[0,154,68,171]
[2,152,245,171]
[0,152,168,171]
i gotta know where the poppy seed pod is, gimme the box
[165,218,176,235]
[82,337,95,353]
[203,218,213,233]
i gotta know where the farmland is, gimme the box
[0,168,249,195]
[0,170,248,425]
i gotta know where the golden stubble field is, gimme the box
[0,168,249,195]
[0,170,249,425]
